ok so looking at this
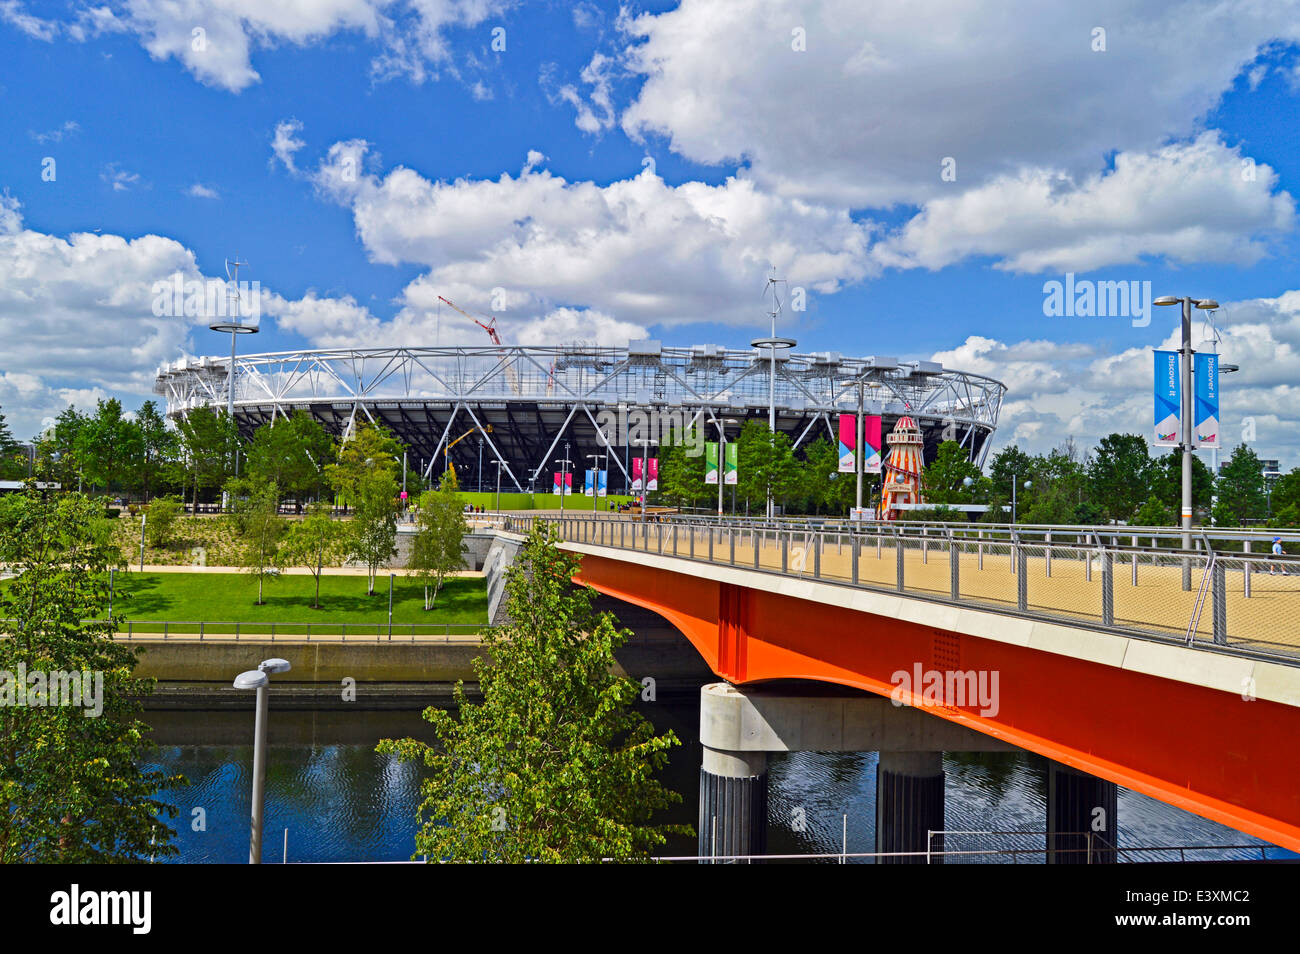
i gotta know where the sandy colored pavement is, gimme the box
[573,522,1300,657]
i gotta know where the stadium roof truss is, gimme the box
[155,343,1007,495]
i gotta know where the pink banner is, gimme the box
[864,415,882,474]
[553,471,573,494]
[647,458,658,492]
[838,414,855,473]
[631,456,643,492]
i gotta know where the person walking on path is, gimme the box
[1270,537,1286,575]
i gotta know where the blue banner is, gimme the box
[1153,350,1181,447]
[1194,352,1219,449]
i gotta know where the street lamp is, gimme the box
[1154,294,1219,590]
[712,418,739,517]
[211,258,258,512]
[631,437,657,517]
[491,459,507,513]
[233,657,291,864]
[1011,478,1031,524]
[555,441,572,515]
[586,452,607,513]
[752,268,796,521]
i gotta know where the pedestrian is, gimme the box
[1270,537,1286,575]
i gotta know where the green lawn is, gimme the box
[106,572,488,627]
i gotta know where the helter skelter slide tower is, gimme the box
[880,415,925,520]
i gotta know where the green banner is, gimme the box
[724,442,738,485]
[705,442,719,485]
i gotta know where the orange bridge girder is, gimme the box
[572,550,1300,853]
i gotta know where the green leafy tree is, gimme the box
[800,436,853,515]
[988,445,1035,502]
[133,400,177,500]
[1271,467,1300,516]
[236,482,287,605]
[76,398,143,497]
[736,420,798,514]
[377,523,687,862]
[410,480,466,609]
[350,471,399,595]
[246,410,336,508]
[0,488,181,861]
[326,421,403,508]
[281,504,351,609]
[38,406,89,491]
[1133,496,1176,527]
[0,407,23,480]
[922,440,988,505]
[175,407,238,509]
[1087,433,1153,523]
[656,437,706,510]
[1148,449,1215,519]
[145,495,183,549]
[1212,444,1268,527]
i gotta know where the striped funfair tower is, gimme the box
[880,415,925,520]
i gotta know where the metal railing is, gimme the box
[504,514,1300,663]
[0,619,494,643]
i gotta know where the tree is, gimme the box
[1212,444,1268,527]
[145,495,183,549]
[77,398,143,497]
[656,437,706,510]
[922,440,988,505]
[735,420,798,513]
[410,479,466,610]
[988,445,1035,502]
[133,400,176,501]
[281,504,351,609]
[1087,433,1153,523]
[0,488,181,861]
[38,406,88,491]
[1148,449,1215,518]
[1133,496,1175,527]
[350,471,399,595]
[236,481,287,605]
[246,411,335,508]
[0,407,23,480]
[175,407,238,509]
[377,523,687,862]
[799,436,853,515]
[326,421,403,508]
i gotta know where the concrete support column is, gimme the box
[699,747,768,862]
[875,750,945,864]
[1047,761,1118,864]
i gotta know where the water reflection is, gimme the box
[143,704,1284,863]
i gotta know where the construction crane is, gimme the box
[438,295,518,394]
[443,424,492,478]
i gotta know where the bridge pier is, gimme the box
[876,751,946,864]
[698,682,1011,863]
[1046,760,1118,863]
[699,748,768,862]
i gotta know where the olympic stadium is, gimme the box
[153,341,1007,495]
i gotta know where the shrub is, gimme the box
[145,496,183,548]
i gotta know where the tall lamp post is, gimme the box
[1154,294,1219,590]
[632,438,657,517]
[1011,477,1031,524]
[586,452,606,513]
[491,459,506,513]
[211,258,258,511]
[752,269,796,521]
[556,441,572,515]
[233,657,291,864]
[713,418,738,517]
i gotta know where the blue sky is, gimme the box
[2,1,1299,466]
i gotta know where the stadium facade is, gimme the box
[153,341,1007,495]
